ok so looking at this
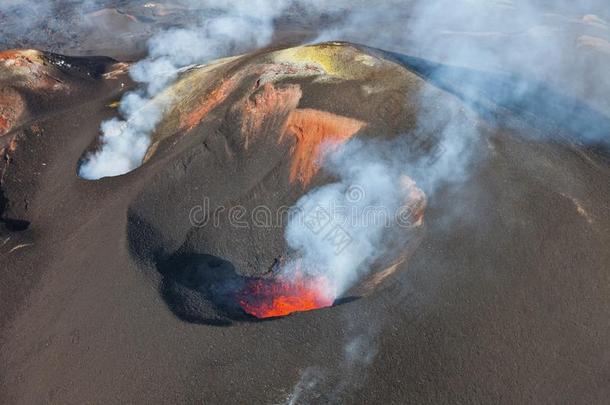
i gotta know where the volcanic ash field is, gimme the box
[1,2,609,404]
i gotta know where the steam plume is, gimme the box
[279,0,610,297]
[5,0,606,401]
[279,3,608,399]
[78,0,306,179]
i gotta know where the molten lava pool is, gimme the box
[237,274,336,319]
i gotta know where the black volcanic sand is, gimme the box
[1,43,609,404]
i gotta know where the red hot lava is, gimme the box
[237,274,336,319]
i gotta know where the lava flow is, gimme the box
[237,274,336,319]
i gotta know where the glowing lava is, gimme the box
[237,274,336,318]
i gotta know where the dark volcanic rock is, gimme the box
[0,49,123,229]
[0,42,608,404]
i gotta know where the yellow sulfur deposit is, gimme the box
[271,42,380,79]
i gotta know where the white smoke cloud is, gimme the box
[279,5,609,399]
[285,326,381,404]
[0,0,52,30]
[78,1,302,179]
[6,0,606,401]
[77,0,608,179]
[321,0,610,114]
[74,0,609,303]
[283,139,415,296]
[279,83,478,297]
[277,0,609,299]
[286,154,397,295]
[77,0,369,179]
[285,367,326,405]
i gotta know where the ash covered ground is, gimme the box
[0,1,609,404]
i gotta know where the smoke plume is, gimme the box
[320,0,610,124]
[5,0,607,401]
[78,0,302,179]
[279,3,609,399]
[279,82,479,296]
[276,0,610,295]
[74,0,608,178]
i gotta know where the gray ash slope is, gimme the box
[0,42,608,404]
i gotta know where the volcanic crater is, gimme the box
[1,3,609,403]
[119,43,434,323]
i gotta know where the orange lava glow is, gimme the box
[238,274,336,318]
[283,109,366,186]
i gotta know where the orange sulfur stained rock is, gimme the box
[222,75,366,186]
[170,58,366,188]
[0,50,68,92]
[0,115,9,135]
[178,60,319,135]
[231,81,365,186]
[283,109,366,186]
[238,83,303,149]
[0,50,24,61]
[181,76,241,132]
[0,87,26,136]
